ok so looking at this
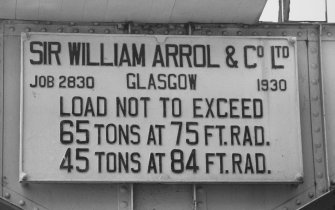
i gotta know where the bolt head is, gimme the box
[295,174,303,182]
[19,200,25,206]
[4,192,10,199]
[120,201,128,208]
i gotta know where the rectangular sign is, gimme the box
[20,33,302,182]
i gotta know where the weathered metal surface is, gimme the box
[307,29,329,197]
[0,0,267,24]
[0,21,4,198]
[0,20,331,210]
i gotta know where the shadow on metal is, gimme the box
[0,198,22,210]
[298,189,335,210]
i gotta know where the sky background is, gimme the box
[260,0,335,22]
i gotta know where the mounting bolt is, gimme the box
[317,172,323,178]
[282,31,287,36]
[296,199,301,205]
[4,192,10,199]
[88,28,95,33]
[308,191,314,198]
[288,38,296,45]
[25,27,31,32]
[19,200,25,206]
[9,27,15,32]
[120,201,128,208]
[20,172,28,181]
[120,186,128,193]
[327,32,333,37]
[297,32,303,37]
[295,173,303,182]
[267,32,272,36]
[40,28,47,32]
[237,31,242,36]
[104,29,110,34]
[57,28,63,32]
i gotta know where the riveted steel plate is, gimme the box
[20,32,302,182]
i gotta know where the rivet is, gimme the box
[4,192,10,199]
[9,27,15,32]
[117,23,125,30]
[313,112,320,117]
[295,174,303,182]
[25,27,31,32]
[237,31,242,36]
[179,24,185,27]
[318,186,326,193]
[19,200,25,206]
[57,28,63,32]
[73,28,79,33]
[104,29,110,34]
[70,22,76,26]
[298,32,303,37]
[222,31,228,36]
[315,142,322,148]
[93,22,99,26]
[149,30,154,34]
[282,31,287,36]
[168,25,175,30]
[317,172,323,178]
[21,173,28,181]
[267,32,272,36]
[178,31,183,35]
[252,32,257,36]
[40,28,47,32]
[120,186,128,193]
[164,30,169,35]
[327,32,332,37]
[296,199,301,205]
[45,21,51,25]
[195,25,202,30]
[312,79,318,85]
[219,24,225,28]
[88,29,95,33]
[120,201,128,208]
[264,25,269,28]
[206,31,212,35]
[308,192,314,198]
[316,157,322,163]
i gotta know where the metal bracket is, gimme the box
[307,29,329,197]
